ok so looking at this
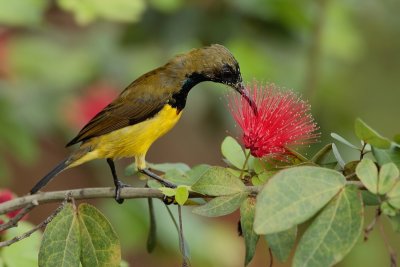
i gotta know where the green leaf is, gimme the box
[361,190,380,206]
[175,186,189,205]
[380,201,397,217]
[378,162,399,195]
[0,0,48,26]
[355,158,378,194]
[252,158,266,174]
[192,192,248,217]
[226,168,243,177]
[293,186,363,267]
[124,163,138,176]
[191,166,246,196]
[78,204,121,267]
[251,171,276,186]
[311,143,333,164]
[373,144,400,170]
[285,147,309,162]
[148,162,191,173]
[1,222,41,267]
[331,133,359,150]
[147,180,162,188]
[57,0,146,25]
[265,226,297,263]
[186,164,211,181]
[164,169,190,185]
[387,181,400,209]
[39,203,80,267]
[163,164,210,186]
[251,176,264,186]
[240,197,259,266]
[354,118,391,149]
[332,143,345,168]
[335,134,361,150]
[343,160,359,177]
[254,166,345,234]
[221,136,247,169]
[159,187,176,197]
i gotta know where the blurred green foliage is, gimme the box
[0,0,399,266]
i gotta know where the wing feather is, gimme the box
[66,73,172,146]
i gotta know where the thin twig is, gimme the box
[0,186,261,216]
[0,194,71,248]
[0,203,35,232]
[268,247,274,267]
[165,204,190,266]
[378,220,397,267]
[360,142,368,160]
[239,151,251,180]
[364,208,381,241]
[165,205,179,233]
[0,186,261,242]
[345,172,357,180]
[146,197,157,253]
[178,205,190,267]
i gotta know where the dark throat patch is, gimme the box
[170,72,207,112]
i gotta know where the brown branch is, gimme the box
[379,220,397,267]
[268,247,274,267]
[0,187,176,216]
[364,207,382,241]
[0,186,261,216]
[0,195,70,248]
[0,203,35,232]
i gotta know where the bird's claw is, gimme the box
[163,195,175,205]
[115,180,131,204]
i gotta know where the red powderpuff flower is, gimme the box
[229,83,319,158]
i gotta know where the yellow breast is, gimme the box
[70,104,182,167]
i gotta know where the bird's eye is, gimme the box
[220,65,235,83]
[222,70,233,79]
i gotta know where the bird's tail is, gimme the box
[30,158,70,194]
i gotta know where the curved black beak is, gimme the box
[234,82,258,115]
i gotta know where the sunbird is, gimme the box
[30,44,255,203]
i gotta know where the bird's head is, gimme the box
[169,44,257,113]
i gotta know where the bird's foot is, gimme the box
[114,180,131,204]
[163,195,175,205]
[158,179,177,189]
[140,168,177,188]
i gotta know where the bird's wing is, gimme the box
[66,84,171,147]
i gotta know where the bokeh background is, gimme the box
[0,0,399,266]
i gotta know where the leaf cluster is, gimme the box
[26,118,400,266]
[186,118,400,266]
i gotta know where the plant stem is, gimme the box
[0,196,70,248]
[0,187,263,217]
[379,219,397,267]
[239,150,251,180]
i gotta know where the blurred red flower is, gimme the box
[229,83,319,158]
[0,29,11,79]
[64,82,119,129]
[0,189,23,219]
